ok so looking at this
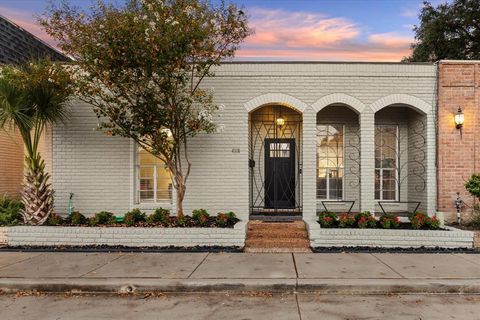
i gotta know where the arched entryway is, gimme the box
[248,104,303,217]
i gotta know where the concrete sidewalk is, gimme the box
[1,251,480,294]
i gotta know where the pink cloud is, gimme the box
[239,8,413,61]
[368,32,412,48]
[247,8,359,48]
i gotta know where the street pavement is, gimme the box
[1,292,480,319]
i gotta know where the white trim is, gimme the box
[312,93,367,114]
[370,94,432,115]
[243,93,308,113]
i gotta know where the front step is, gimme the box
[245,220,311,253]
[249,214,303,222]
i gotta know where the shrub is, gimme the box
[409,212,430,229]
[470,204,480,227]
[216,213,229,227]
[379,213,400,229]
[146,208,170,224]
[68,211,87,225]
[465,174,480,200]
[224,211,237,224]
[318,211,337,228]
[123,208,146,226]
[192,209,210,226]
[426,215,441,230]
[176,216,186,227]
[0,196,23,226]
[47,213,63,226]
[338,213,355,228]
[355,211,377,228]
[90,211,117,226]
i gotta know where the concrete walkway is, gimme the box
[1,252,480,294]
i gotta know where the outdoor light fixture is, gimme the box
[455,107,464,129]
[276,117,285,126]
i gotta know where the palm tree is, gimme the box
[0,60,72,225]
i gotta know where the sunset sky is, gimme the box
[0,0,448,61]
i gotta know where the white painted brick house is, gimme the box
[51,62,438,223]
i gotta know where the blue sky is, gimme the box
[0,0,448,61]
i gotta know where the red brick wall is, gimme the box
[438,61,480,221]
[0,130,23,198]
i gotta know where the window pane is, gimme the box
[137,149,172,203]
[316,124,344,200]
[375,125,398,201]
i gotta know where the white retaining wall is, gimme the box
[0,221,246,248]
[305,219,474,248]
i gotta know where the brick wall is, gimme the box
[438,61,480,221]
[0,129,23,198]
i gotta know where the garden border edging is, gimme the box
[304,219,474,248]
[0,221,247,248]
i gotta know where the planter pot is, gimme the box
[0,221,247,248]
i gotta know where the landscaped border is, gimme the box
[0,221,247,248]
[305,218,474,248]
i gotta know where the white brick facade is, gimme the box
[51,62,437,222]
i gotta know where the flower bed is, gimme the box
[318,211,441,230]
[305,217,474,249]
[0,204,245,248]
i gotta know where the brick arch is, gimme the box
[243,93,308,113]
[311,93,367,114]
[370,94,432,115]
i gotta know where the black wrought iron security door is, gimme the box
[264,139,296,209]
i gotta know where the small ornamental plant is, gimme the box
[408,212,440,230]
[216,213,229,227]
[90,211,117,226]
[123,208,147,226]
[379,213,401,229]
[67,211,87,225]
[338,213,355,228]
[46,213,63,226]
[318,211,337,228]
[465,174,480,200]
[146,208,170,224]
[355,212,377,228]
[192,209,210,226]
[426,215,441,230]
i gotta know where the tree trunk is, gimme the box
[21,154,54,225]
[175,182,186,218]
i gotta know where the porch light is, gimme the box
[276,117,285,126]
[455,107,464,129]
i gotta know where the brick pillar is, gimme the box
[360,109,375,213]
[437,61,480,221]
[302,106,317,221]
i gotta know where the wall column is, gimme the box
[426,112,437,215]
[360,108,375,213]
[302,106,317,221]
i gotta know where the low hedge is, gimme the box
[318,211,441,230]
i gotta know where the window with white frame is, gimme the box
[137,147,172,203]
[316,124,344,200]
[375,125,398,201]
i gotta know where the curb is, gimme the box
[1,278,480,294]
